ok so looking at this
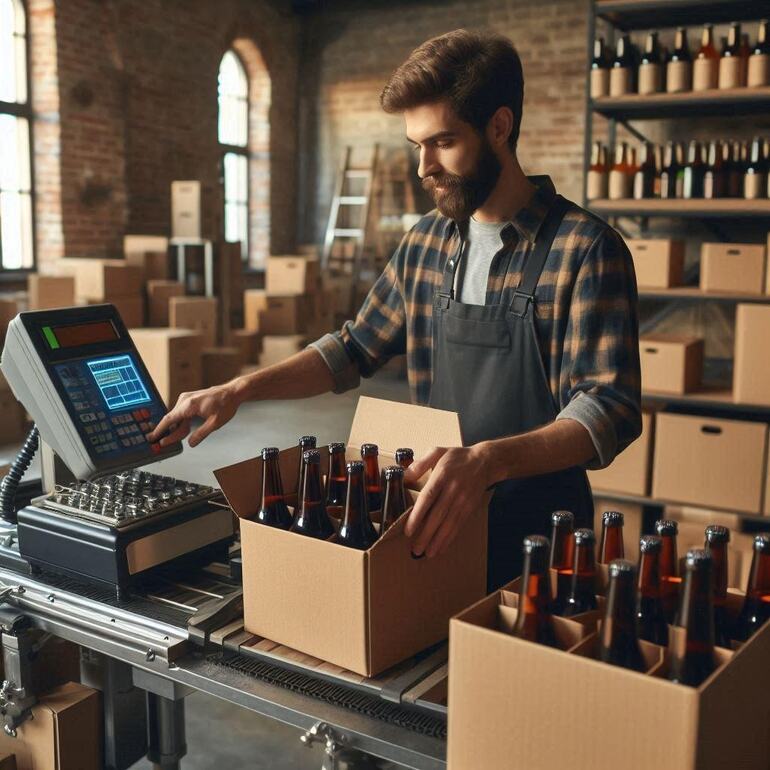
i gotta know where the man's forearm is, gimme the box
[230,348,337,403]
[476,418,597,486]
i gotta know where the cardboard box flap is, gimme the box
[348,396,463,456]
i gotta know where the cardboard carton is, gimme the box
[447,578,770,770]
[214,396,488,676]
[129,329,202,407]
[169,296,218,347]
[228,329,262,366]
[123,235,170,281]
[244,289,267,332]
[171,180,201,239]
[259,335,307,368]
[733,304,770,406]
[146,280,185,327]
[639,334,703,394]
[80,296,144,329]
[589,411,654,496]
[0,391,25,445]
[266,255,320,295]
[652,412,767,513]
[700,242,766,294]
[258,295,312,335]
[58,259,142,300]
[0,682,101,770]
[202,347,241,388]
[27,276,75,311]
[626,238,685,288]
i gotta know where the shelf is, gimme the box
[638,287,770,303]
[595,0,769,30]
[591,487,768,521]
[590,198,770,218]
[642,388,770,417]
[592,87,770,120]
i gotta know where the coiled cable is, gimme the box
[0,426,39,523]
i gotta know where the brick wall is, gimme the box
[32,0,300,270]
[299,0,591,243]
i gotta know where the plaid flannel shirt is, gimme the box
[312,176,642,469]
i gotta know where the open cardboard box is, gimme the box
[214,396,488,677]
[448,576,770,770]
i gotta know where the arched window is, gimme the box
[0,0,33,270]
[218,50,249,261]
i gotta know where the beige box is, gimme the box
[123,235,170,282]
[734,304,770,406]
[27,275,75,311]
[171,180,201,239]
[146,280,185,327]
[201,347,241,388]
[228,329,262,366]
[0,391,25,444]
[640,334,703,394]
[215,397,488,677]
[258,295,312,335]
[589,411,654,496]
[169,296,218,348]
[244,289,268,332]
[259,335,306,368]
[0,682,101,770]
[652,412,767,513]
[59,259,143,300]
[129,329,202,407]
[700,242,766,294]
[626,239,685,288]
[80,295,145,329]
[266,256,320,295]
[447,580,770,770]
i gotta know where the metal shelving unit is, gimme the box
[585,0,770,522]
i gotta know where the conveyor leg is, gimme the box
[301,721,383,769]
[147,692,186,770]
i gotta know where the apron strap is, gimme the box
[510,194,570,317]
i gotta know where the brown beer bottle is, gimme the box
[564,528,598,617]
[703,140,726,199]
[704,525,731,647]
[295,435,317,502]
[656,519,680,624]
[637,535,668,645]
[395,448,414,469]
[549,510,574,615]
[668,549,716,687]
[513,535,558,647]
[337,461,378,550]
[291,449,336,540]
[326,442,347,509]
[380,466,407,533]
[600,559,646,672]
[632,142,657,200]
[734,533,770,642]
[599,510,625,563]
[256,447,292,529]
[360,443,382,513]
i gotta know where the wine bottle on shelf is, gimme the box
[610,34,636,97]
[744,136,767,200]
[590,36,611,98]
[666,27,692,93]
[725,140,743,198]
[660,140,680,199]
[682,140,706,199]
[748,19,770,87]
[587,141,609,200]
[693,24,719,91]
[608,142,631,200]
[740,32,752,86]
[638,31,663,95]
[633,142,657,200]
[703,140,726,199]
[719,22,744,89]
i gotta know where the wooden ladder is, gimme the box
[322,145,380,284]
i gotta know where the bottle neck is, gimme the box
[660,533,678,575]
[382,474,407,529]
[301,462,324,515]
[728,25,740,50]
[329,450,347,480]
[600,525,624,562]
[262,457,285,505]
[519,551,552,616]
[679,568,715,649]
[550,526,573,570]
[708,542,728,600]
[573,543,596,577]
[605,572,638,630]
[701,25,713,48]
[747,550,770,598]
[343,471,367,528]
[638,551,661,598]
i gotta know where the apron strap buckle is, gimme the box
[435,291,452,311]
[511,290,534,317]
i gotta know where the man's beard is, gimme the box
[421,137,502,221]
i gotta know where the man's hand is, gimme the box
[403,445,491,559]
[146,382,242,448]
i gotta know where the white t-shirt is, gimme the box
[456,217,509,306]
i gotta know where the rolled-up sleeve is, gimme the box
[555,228,642,470]
[308,240,408,394]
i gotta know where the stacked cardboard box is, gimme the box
[169,296,218,347]
[700,242,766,294]
[27,275,76,311]
[128,329,202,407]
[214,396,488,677]
[201,347,241,388]
[627,238,685,288]
[123,235,170,282]
[228,329,262,368]
[639,334,703,394]
[146,280,185,327]
[58,258,145,328]
[733,303,770,406]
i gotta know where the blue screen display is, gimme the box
[86,355,151,411]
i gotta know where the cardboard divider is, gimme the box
[496,602,594,651]
[567,631,665,674]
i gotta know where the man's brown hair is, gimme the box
[380,29,525,151]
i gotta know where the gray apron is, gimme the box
[429,195,594,592]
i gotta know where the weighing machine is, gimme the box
[0,305,448,770]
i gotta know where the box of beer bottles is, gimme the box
[447,569,770,770]
[214,396,488,677]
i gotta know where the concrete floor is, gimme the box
[1,370,412,770]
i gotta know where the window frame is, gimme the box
[217,49,250,266]
[0,0,35,277]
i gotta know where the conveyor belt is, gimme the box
[208,651,448,739]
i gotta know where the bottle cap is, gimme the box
[303,449,320,464]
[705,525,730,544]
[383,465,404,480]
[551,510,574,527]
[753,534,770,554]
[262,447,280,459]
[655,519,678,536]
[609,558,636,578]
[329,442,345,453]
[395,448,414,460]
[523,535,550,553]
[299,435,317,448]
[685,548,713,570]
[603,510,624,527]
[346,460,365,474]
[639,535,662,554]
[574,528,596,545]
[360,443,379,457]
